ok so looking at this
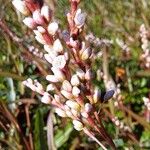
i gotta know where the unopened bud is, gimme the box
[48,22,59,35]
[41,92,51,104]
[44,54,53,64]
[12,0,30,15]
[51,67,65,81]
[35,35,46,45]
[81,47,92,61]
[23,17,36,29]
[93,87,101,103]
[61,90,73,99]
[37,26,46,33]
[73,120,83,131]
[46,84,55,91]
[33,10,45,25]
[71,74,80,86]
[55,108,67,117]
[52,55,66,69]
[62,80,72,92]
[41,5,52,22]
[76,68,85,80]
[54,94,60,102]
[66,100,80,110]
[72,86,80,97]
[85,103,93,113]
[53,39,63,53]
[85,69,93,80]
[46,75,59,83]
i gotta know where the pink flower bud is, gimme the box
[23,17,36,29]
[85,69,93,80]
[51,67,65,81]
[61,90,73,99]
[48,22,59,35]
[35,35,46,45]
[54,94,60,102]
[52,55,66,69]
[80,47,92,61]
[44,45,53,53]
[72,86,80,97]
[85,103,93,113]
[76,68,85,80]
[66,100,80,110]
[33,10,45,25]
[71,75,80,86]
[46,75,59,83]
[12,0,30,15]
[73,120,83,131]
[44,54,53,64]
[37,26,46,33]
[55,108,67,117]
[46,84,55,91]
[74,9,86,28]
[62,80,72,92]
[93,87,101,103]
[41,92,51,104]
[81,112,89,118]
[66,110,73,118]
[41,5,52,22]
[53,39,63,53]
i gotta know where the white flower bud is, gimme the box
[33,10,45,25]
[74,9,86,28]
[62,80,72,92]
[85,69,93,80]
[46,75,59,83]
[66,110,73,118]
[51,67,65,81]
[93,87,101,103]
[35,35,46,45]
[48,22,59,35]
[53,39,63,53]
[23,17,36,29]
[41,92,51,104]
[85,103,93,113]
[55,108,67,117]
[73,120,83,131]
[71,74,80,86]
[12,0,30,15]
[81,112,89,118]
[52,55,66,69]
[54,94,60,102]
[76,69,85,80]
[66,100,80,110]
[46,84,55,91]
[71,109,79,117]
[44,45,53,53]
[80,47,92,61]
[37,26,46,33]
[61,90,73,99]
[72,86,80,97]
[41,5,52,22]
[44,54,53,64]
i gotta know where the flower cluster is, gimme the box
[140,24,150,69]
[12,0,115,149]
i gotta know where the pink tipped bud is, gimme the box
[52,55,66,69]
[48,22,59,35]
[62,80,72,92]
[35,35,46,45]
[72,86,80,97]
[55,108,67,117]
[54,94,60,103]
[12,0,30,15]
[66,100,80,110]
[51,67,65,81]
[41,92,51,104]
[53,39,63,53]
[76,69,85,80]
[61,90,73,99]
[71,74,80,86]
[46,75,59,83]
[23,17,36,29]
[41,5,52,22]
[33,10,45,25]
[80,47,92,61]
[46,84,55,91]
[73,120,83,131]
